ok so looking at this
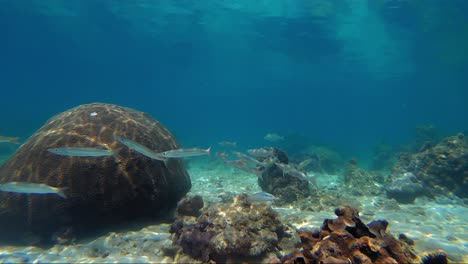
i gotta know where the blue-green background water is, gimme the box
[1,0,467,162]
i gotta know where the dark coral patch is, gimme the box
[387,133,468,200]
[170,194,291,262]
[0,103,191,243]
[282,206,424,264]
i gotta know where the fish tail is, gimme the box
[152,153,169,167]
[11,137,20,144]
[56,187,68,199]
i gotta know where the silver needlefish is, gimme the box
[48,147,117,157]
[247,148,275,158]
[0,182,67,198]
[231,151,275,169]
[157,147,211,158]
[275,162,314,183]
[0,135,20,144]
[117,136,168,165]
[247,192,277,202]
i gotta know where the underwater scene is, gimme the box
[0,0,467,263]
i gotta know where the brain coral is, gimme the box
[0,103,191,242]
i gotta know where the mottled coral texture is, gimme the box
[0,103,191,242]
[170,194,290,262]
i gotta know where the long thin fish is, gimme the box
[48,147,117,157]
[117,136,168,165]
[157,147,211,158]
[0,182,67,198]
[275,162,314,182]
[247,192,277,202]
[0,135,20,144]
[247,148,274,158]
[231,151,274,168]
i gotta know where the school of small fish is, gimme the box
[0,131,302,203]
[0,132,210,198]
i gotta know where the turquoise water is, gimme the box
[1,1,467,159]
[0,0,467,262]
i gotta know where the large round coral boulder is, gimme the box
[0,103,191,242]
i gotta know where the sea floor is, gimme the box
[0,160,467,263]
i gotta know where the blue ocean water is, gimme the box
[0,1,468,262]
[1,1,467,162]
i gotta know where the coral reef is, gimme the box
[258,165,312,204]
[281,205,423,264]
[413,124,441,151]
[258,148,311,203]
[388,133,468,199]
[343,159,384,196]
[170,194,294,262]
[0,103,191,243]
[0,194,454,263]
[176,195,204,218]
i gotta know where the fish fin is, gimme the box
[152,153,169,167]
[57,187,68,199]
[206,146,211,155]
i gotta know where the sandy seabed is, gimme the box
[0,161,467,263]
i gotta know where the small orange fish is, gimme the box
[0,135,20,144]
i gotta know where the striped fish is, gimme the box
[157,147,211,158]
[48,147,117,157]
[117,136,168,166]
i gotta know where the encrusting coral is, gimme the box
[170,194,292,262]
[170,195,449,263]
